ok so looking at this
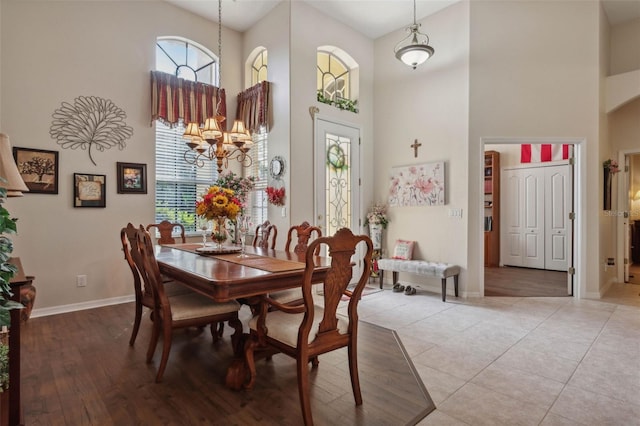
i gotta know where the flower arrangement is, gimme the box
[603,159,620,174]
[266,186,286,206]
[364,203,389,229]
[214,171,256,211]
[195,185,241,220]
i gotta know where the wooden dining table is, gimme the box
[154,243,331,389]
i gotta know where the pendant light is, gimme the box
[394,0,435,69]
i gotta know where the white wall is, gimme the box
[610,17,640,75]
[1,1,242,311]
[373,1,470,293]
[468,0,602,297]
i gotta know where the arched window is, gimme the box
[246,47,269,225]
[154,37,218,232]
[316,46,359,112]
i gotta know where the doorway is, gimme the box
[482,141,575,297]
[621,152,640,285]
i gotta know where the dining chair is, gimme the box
[146,220,186,245]
[269,221,323,306]
[252,220,277,249]
[121,223,193,346]
[134,225,244,383]
[244,228,373,426]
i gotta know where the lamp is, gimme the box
[394,0,435,69]
[0,133,29,197]
[183,0,252,172]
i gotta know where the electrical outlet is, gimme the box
[77,275,87,287]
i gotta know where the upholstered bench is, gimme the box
[377,259,460,302]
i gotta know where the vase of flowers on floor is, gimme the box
[196,185,241,250]
[364,203,389,277]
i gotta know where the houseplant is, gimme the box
[196,185,242,248]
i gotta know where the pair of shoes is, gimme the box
[392,283,405,292]
[404,286,416,295]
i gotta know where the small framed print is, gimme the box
[117,162,147,194]
[12,147,59,194]
[74,173,106,208]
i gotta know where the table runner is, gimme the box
[164,244,305,273]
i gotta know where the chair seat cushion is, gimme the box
[169,293,240,321]
[268,288,303,305]
[249,307,349,347]
[377,259,460,278]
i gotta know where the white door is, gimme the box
[502,170,524,266]
[544,165,571,271]
[314,118,362,276]
[522,169,545,268]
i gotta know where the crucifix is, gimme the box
[410,139,422,158]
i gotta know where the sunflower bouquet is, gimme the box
[195,185,242,221]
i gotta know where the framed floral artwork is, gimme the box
[12,147,59,194]
[117,162,147,194]
[74,173,106,207]
[388,162,445,207]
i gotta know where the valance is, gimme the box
[150,71,226,128]
[236,81,272,132]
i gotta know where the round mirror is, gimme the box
[269,156,286,180]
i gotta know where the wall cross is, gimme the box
[410,139,422,158]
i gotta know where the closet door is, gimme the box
[502,170,523,266]
[522,169,545,268]
[544,165,571,271]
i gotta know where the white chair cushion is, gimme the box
[377,259,460,279]
[249,307,349,347]
[169,293,240,321]
[268,288,303,305]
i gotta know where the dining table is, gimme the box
[154,242,331,389]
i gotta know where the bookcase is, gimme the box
[484,151,500,267]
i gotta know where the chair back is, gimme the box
[135,226,171,317]
[146,220,186,245]
[300,228,373,345]
[252,220,277,249]
[285,221,322,254]
[121,223,152,305]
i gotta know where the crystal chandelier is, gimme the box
[183,0,252,171]
[394,0,435,69]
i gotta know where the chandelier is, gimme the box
[394,0,435,69]
[183,0,252,172]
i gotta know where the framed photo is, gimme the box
[12,147,59,194]
[117,162,147,194]
[74,173,106,208]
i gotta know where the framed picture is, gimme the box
[12,147,59,194]
[74,173,106,208]
[117,162,147,194]
[388,161,446,207]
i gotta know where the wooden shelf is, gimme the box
[484,151,500,267]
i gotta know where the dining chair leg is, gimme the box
[146,319,161,363]
[210,322,220,343]
[297,357,314,426]
[348,341,363,405]
[129,301,143,346]
[310,356,319,368]
[156,325,173,383]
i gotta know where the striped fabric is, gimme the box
[150,71,226,127]
[236,81,272,132]
[521,144,570,163]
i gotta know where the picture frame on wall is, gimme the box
[74,173,106,208]
[117,162,147,194]
[12,147,59,194]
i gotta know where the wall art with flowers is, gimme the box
[388,162,445,207]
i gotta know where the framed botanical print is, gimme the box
[117,162,147,194]
[74,173,106,207]
[12,147,59,194]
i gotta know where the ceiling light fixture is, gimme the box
[183,0,252,172]
[394,0,435,69]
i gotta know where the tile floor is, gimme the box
[340,281,640,425]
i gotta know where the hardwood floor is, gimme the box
[19,303,434,425]
[484,266,569,297]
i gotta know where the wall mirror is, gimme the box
[269,156,286,180]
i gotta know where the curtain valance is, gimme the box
[236,81,272,132]
[150,71,226,128]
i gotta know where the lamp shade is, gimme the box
[0,133,29,197]
[201,117,223,140]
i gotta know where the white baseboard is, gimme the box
[30,295,135,319]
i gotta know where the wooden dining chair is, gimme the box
[146,220,186,245]
[252,220,277,249]
[244,228,373,426]
[269,221,323,306]
[121,223,193,346]
[134,225,244,383]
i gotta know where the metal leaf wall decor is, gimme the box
[50,95,134,165]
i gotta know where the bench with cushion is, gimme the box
[377,258,460,302]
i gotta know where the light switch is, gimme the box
[448,208,463,218]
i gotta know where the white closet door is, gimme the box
[522,169,545,268]
[544,165,571,271]
[502,170,523,266]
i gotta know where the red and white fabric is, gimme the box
[520,144,570,163]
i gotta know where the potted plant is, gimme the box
[0,178,24,397]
